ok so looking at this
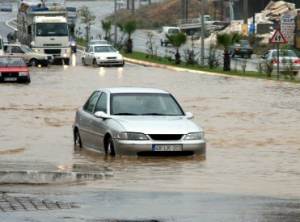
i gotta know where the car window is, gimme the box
[11,46,24,54]
[94,93,107,113]
[88,47,93,53]
[83,91,101,113]
[110,93,184,116]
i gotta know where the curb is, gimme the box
[123,57,253,80]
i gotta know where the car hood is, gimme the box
[0,66,28,72]
[113,116,202,134]
[95,52,122,58]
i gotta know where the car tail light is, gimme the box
[294,59,300,64]
[272,59,279,64]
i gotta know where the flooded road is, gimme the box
[0,55,300,200]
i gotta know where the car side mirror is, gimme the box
[261,55,266,59]
[185,112,194,119]
[94,111,110,119]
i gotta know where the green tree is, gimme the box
[122,20,137,53]
[101,20,112,42]
[217,32,242,71]
[167,32,187,64]
[78,6,96,47]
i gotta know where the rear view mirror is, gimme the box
[185,112,194,119]
[94,111,110,119]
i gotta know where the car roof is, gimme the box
[90,44,112,47]
[98,87,169,94]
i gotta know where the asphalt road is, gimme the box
[0,5,300,222]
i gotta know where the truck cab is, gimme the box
[31,16,71,64]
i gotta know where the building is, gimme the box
[234,0,300,20]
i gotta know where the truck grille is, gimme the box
[148,134,183,141]
[44,44,62,47]
[44,49,61,55]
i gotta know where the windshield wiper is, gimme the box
[141,113,182,116]
[141,113,168,116]
[113,113,138,115]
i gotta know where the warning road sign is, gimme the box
[270,29,288,44]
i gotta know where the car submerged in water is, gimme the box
[73,87,206,156]
[0,56,30,83]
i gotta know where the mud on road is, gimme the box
[0,60,300,198]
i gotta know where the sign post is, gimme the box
[270,29,288,80]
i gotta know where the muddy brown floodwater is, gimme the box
[0,56,300,198]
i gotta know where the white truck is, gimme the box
[16,0,71,64]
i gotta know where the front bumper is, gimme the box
[96,59,124,66]
[114,139,206,155]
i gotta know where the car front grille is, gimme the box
[2,72,19,77]
[148,134,183,141]
[107,57,117,59]
[44,49,61,55]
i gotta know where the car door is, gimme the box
[79,91,101,149]
[86,46,94,64]
[90,92,108,151]
[10,46,27,62]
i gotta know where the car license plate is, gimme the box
[152,144,183,152]
[4,77,17,81]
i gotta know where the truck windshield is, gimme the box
[36,23,68,37]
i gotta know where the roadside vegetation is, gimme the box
[123,51,300,83]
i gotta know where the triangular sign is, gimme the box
[270,30,287,44]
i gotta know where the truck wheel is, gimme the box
[63,58,70,65]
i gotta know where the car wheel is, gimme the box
[74,129,82,149]
[93,59,98,67]
[105,137,115,156]
[82,58,86,66]
[29,58,38,67]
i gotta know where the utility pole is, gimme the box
[114,0,118,45]
[243,0,248,24]
[131,0,135,14]
[181,0,188,21]
[200,0,207,66]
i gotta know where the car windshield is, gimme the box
[36,23,69,37]
[89,40,108,45]
[20,45,33,53]
[94,46,116,53]
[240,40,250,47]
[272,50,297,58]
[0,57,26,67]
[110,93,184,116]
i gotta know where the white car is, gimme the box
[160,26,180,46]
[81,44,124,67]
[262,49,300,75]
[73,87,206,156]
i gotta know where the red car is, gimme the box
[0,56,30,83]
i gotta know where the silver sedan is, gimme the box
[73,87,206,156]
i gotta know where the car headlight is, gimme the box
[116,132,149,140]
[97,57,102,60]
[30,41,35,47]
[183,132,204,140]
[19,72,28,76]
